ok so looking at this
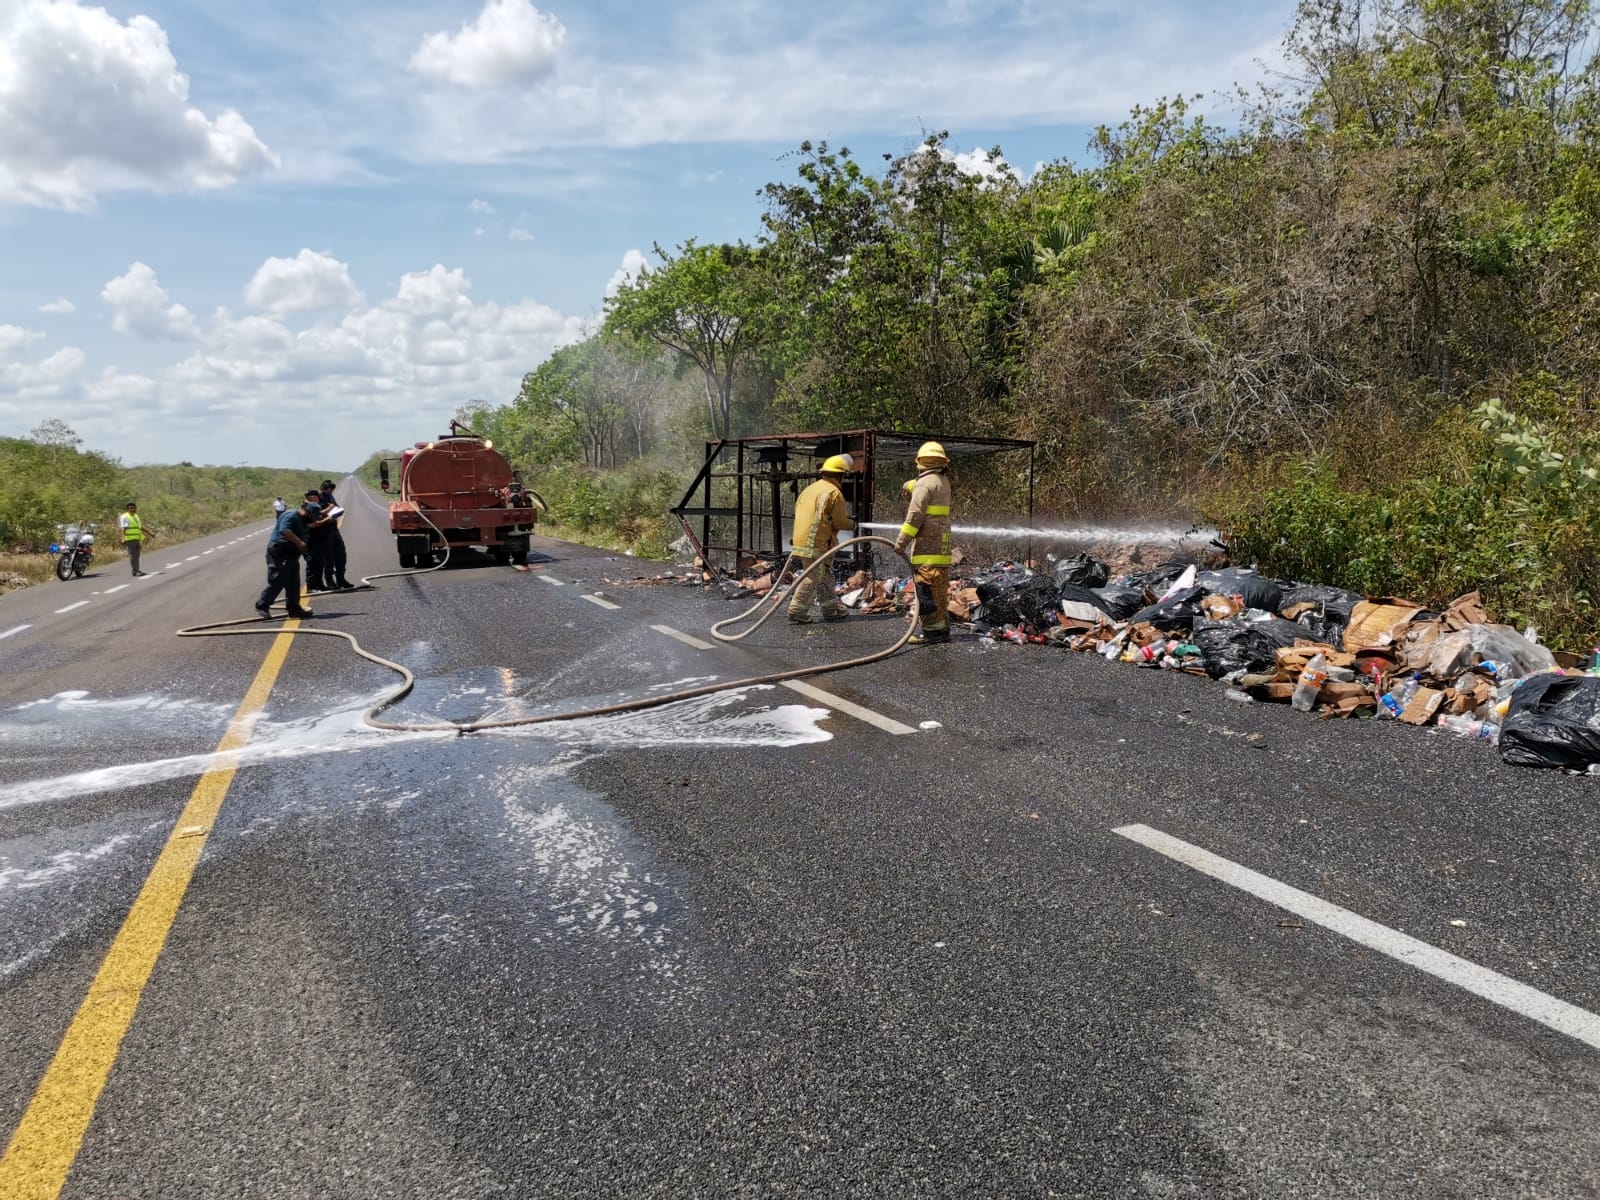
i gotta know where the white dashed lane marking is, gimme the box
[536,575,566,586]
[164,564,182,569]
[1114,823,1600,1053]
[581,594,621,610]
[185,556,199,562]
[780,678,919,736]
[650,625,714,651]
[103,585,128,594]
[54,601,89,614]
[0,625,31,641]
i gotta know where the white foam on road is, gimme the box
[0,827,155,893]
[1115,823,1600,1053]
[0,686,831,811]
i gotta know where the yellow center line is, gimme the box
[0,620,303,1200]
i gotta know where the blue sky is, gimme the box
[0,0,1297,468]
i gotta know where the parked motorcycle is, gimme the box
[52,522,96,581]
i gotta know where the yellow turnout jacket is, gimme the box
[790,477,854,558]
[899,469,952,566]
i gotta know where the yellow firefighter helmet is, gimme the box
[820,453,854,475]
[915,440,949,465]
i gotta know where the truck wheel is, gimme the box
[510,548,528,566]
[491,547,510,565]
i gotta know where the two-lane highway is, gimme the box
[2,484,1598,1198]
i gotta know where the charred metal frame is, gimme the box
[672,429,1036,577]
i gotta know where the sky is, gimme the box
[0,0,1299,468]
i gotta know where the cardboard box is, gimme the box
[1398,686,1447,725]
[1345,598,1426,653]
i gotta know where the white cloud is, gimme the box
[38,298,77,315]
[949,147,1013,183]
[405,5,1281,162]
[4,255,586,461]
[468,198,495,213]
[605,248,648,298]
[85,367,158,408]
[0,325,45,354]
[102,263,201,342]
[508,227,533,241]
[1,345,85,401]
[0,0,277,210]
[245,249,364,314]
[409,0,566,89]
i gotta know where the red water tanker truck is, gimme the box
[378,421,545,567]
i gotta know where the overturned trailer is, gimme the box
[671,429,1035,578]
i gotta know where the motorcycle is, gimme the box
[51,522,96,581]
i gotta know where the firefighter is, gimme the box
[787,453,856,624]
[893,441,954,644]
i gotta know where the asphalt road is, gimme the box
[1,482,1597,1199]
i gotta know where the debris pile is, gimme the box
[864,556,1597,771]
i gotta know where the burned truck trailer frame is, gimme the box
[671,429,1035,577]
[379,421,545,568]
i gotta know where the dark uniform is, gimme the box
[318,482,352,589]
[257,504,316,618]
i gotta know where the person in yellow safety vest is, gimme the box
[893,441,954,644]
[787,453,856,624]
[118,501,146,577]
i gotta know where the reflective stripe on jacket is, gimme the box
[900,469,952,566]
[790,477,854,558]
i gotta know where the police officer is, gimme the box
[893,441,954,644]
[303,488,335,591]
[118,502,145,576]
[256,498,317,619]
[317,479,354,590]
[787,454,856,624]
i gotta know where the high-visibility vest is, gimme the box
[122,514,144,541]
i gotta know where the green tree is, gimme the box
[606,240,770,440]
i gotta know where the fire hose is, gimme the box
[176,525,920,736]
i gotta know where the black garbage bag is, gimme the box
[1119,560,1198,597]
[1128,585,1208,632]
[1294,610,1346,645]
[975,574,1061,630]
[1189,618,1308,678]
[1499,673,1600,769]
[1195,568,1285,614]
[1090,585,1146,621]
[1280,583,1364,624]
[1053,553,1109,589]
[1058,583,1112,615]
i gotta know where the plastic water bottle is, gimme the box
[1395,674,1421,705]
[1291,652,1328,713]
[1438,713,1500,743]
[1377,692,1403,719]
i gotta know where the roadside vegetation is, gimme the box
[450,0,1600,648]
[0,421,336,592]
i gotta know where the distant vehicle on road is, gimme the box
[378,421,545,568]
